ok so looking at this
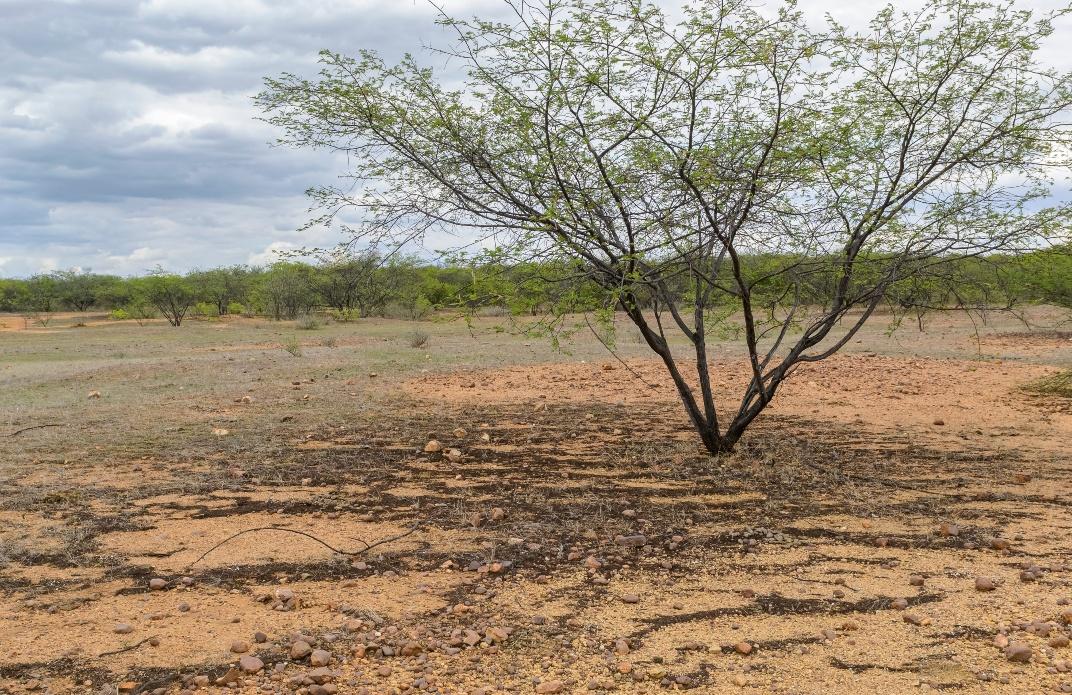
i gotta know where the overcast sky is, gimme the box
[1,0,1068,278]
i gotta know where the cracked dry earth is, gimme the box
[3,349,1072,694]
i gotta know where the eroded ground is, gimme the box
[1,311,1071,695]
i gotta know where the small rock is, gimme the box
[1005,642,1032,663]
[975,577,997,592]
[536,681,564,694]
[148,578,167,591]
[238,655,263,674]
[290,640,312,659]
[114,623,134,634]
[229,641,249,654]
[734,642,753,655]
[309,649,331,666]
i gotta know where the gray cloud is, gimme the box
[1,0,1068,277]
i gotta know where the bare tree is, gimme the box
[258,0,1072,454]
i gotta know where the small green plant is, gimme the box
[282,338,303,357]
[408,329,430,349]
[295,313,322,330]
[227,301,245,315]
[109,308,131,320]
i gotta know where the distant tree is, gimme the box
[25,274,61,314]
[189,266,253,316]
[257,262,319,320]
[141,272,195,327]
[260,0,1072,454]
[0,279,28,312]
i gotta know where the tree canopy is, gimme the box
[257,0,1072,453]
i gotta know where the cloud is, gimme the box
[1,0,1069,277]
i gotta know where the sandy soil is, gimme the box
[1,313,1071,695]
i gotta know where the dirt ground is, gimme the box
[1,308,1071,695]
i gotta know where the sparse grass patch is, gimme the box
[408,329,430,349]
[1023,370,1072,398]
[282,337,303,357]
[321,336,338,348]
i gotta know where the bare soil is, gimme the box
[1,309,1070,695]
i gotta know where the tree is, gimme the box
[257,262,319,320]
[259,0,1072,453]
[53,270,114,312]
[141,272,195,327]
[189,266,253,316]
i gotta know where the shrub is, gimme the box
[408,329,430,349]
[282,338,303,357]
[191,301,219,318]
[321,336,338,347]
[227,301,245,315]
[109,308,131,320]
[295,313,322,330]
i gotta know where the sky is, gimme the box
[1,0,1069,278]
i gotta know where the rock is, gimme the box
[903,613,925,626]
[933,418,945,426]
[453,427,467,438]
[148,578,167,591]
[238,656,263,674]
[463,629,482,646]
[614,534,647,547]
[309,649,332,666]
[734,642,753,655]
[536,681,564,694]
[114,623,134,634]
[584,556,603,570]
[1051,636,1070,649]
[424,439,443,453]
[229,641,249,654]
[939,522,959,537]
[621,594,640,604]
[1005,642,1032,663]
[87,391,102,399]
[990,538,1011,551]
[890,598,909,610]
[290,640,312,659]
[733,674,749,687]
[445,448,463,463]
[909,575,925,586]
[490,507,506,521]
[254,631,268,643]
[975,577,997,592]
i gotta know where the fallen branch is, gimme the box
[98,636,158,658]
[5,423,64,437]
[188,523,422,568]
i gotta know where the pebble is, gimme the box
[229,641,249,654]
[734,642,753,655]
[536,681,564,693]
[310,649,332,666]
[148,578,167,591]
[1005,642,1033,663]
[291,641,312,659]
[976,577,998,592]
[114,623,134,634]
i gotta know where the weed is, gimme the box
[408,329,431,349]
[321,336,338,348]
[282,338,303,357]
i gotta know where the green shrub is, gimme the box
[282,338,303,357]
[1023,370,1072,398]
[227,301,245,315]
[191,301,219,318]
[109,308,131,320]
